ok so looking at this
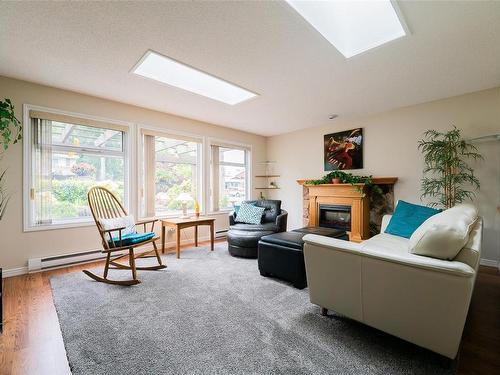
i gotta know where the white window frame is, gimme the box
[208,138,252,214]
[137,124,204,219]
[22,104,133,232]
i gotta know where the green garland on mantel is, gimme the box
[307,171,383,197]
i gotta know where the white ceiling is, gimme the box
[1,1,499,136]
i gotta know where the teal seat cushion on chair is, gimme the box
[108,232,155,247]
[385,200,441,239]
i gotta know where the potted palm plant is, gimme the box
[418,126,482,208]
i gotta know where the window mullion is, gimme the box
[144,135,156,217]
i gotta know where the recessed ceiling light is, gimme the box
[132,50,258,105]
[329,114,338,120]
[286,0,407,58]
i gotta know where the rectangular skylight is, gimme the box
[286,0,407,58]
[132,50,258,105]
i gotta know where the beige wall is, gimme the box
[0,76,267,271]
[1,76,498,272]
[267,88,500,263]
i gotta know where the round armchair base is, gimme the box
[227,229,275,258]
[228,244,258,258]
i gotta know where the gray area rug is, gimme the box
[51,244,453,374]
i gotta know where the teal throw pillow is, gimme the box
[385,200,441,239]
[235,203,265,225]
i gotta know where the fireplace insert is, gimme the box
[318,204,351,231]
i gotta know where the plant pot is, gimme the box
[331,178,342,184]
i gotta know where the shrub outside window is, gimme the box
[141,131,202,217]
[27,111,127,229]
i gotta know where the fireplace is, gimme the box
[319,204,351,231]
[298,177,397,242]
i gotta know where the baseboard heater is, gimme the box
[28,249,119,273]
[215,229,228,239]
[28,231,228,272]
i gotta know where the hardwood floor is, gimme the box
[0,245,498,375]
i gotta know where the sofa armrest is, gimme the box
[303,234,362,252]
[228,211,236,226]
[303,234,475,277]
[276,209,288,232]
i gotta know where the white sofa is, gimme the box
[302,214,482,359]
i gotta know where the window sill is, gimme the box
[145,213,196,220]
[207,210,233,215]
[24,220,95,233]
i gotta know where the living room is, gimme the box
[0,1,499,374]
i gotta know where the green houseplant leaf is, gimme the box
[0,98,22,221]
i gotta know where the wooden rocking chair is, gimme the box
[83,186,166,286]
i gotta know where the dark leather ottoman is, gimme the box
[258,228,348,289]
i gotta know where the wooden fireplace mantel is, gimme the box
[296,177,398,186]
[297,177,398,243]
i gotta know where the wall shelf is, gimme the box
[255,187,280,190]
[255,175,280,178]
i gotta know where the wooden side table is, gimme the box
[161,217,216,259]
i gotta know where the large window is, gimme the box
[210,144,249,211]
[26,111,127,229]
[141,131,202,217]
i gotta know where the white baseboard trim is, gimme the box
[2,234,226,278]
[2,266,29,278]
[479,258,499,269]
[3,253,498,278]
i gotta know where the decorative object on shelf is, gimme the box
[324,128,363,170]
[418,126,482,208]
[176,192,193,219]
[255,160,280,191]
[259,191,266,200]
[0,98,22,222]
[194,200,200,218]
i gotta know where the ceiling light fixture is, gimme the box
[132,50,258,105]
[286,0,407,58]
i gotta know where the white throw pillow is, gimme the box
[99,215,136,236]
[409,204,478,260]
